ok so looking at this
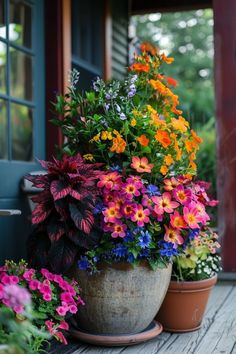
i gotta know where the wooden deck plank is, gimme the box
[49,283,235,354]
[146,284,234,354]
[194,285,236,354]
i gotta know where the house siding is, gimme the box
[111,0,129,79]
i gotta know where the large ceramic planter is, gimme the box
[156,275,217,332]
[74,262,172,335]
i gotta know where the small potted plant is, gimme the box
[156,225,221,332]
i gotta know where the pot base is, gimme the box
[70,320,163,346]
[163,324,201,333]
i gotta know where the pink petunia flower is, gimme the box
[69,304,78,314]
[23,269,35,281]
[43,293,52,302]
[61,292,73,304]
[29,279,40,290]
[58,320,69,330]
[56,306,68,316]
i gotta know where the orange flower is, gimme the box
[164,154,174,166]
[110,136,126,153]
[171,116,189,133]
[161,53,174,64]
[129,63,150,73]
[149,79,167,95]
[137,134,149,147]
[185,140,194,153]
[155,130,171,148]
[140,42,158,56]
[150,113,166,128]
[191,129,202,144]
[170,132,182,161]
[131,156,154,173]
[160,165,168,175]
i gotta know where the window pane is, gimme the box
[11,103,33,161]
[10,48,33,100]
[10,0,32,48]
[0,99,7,159]
[0,0,6,39]
[0,41,6,94]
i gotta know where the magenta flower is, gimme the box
[183,206,200,229]
[69,304,78,314]
[61,292,73,303]
[58,320,69,330]
[43,293,52,301]
[122,181,140,199]
[29,279,40,290]
[56,306,68,316]
[111,222,127,238]
[173,185,192,205]
[23,269,35,281]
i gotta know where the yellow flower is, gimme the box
[146,105,157,114]
[160,165,168,175]
[113,130,121,137]
[185,140,194,153]
[83,154,94,161]
[101,131,112,140]
[90,132,100,142]
[160,53,174,64]
[130,118,137,127]
[149,79,167,95]
[164,154,174,166]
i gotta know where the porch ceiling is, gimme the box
[130,0,212,15]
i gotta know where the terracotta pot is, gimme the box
[74,262,172,335]
[155,275,217,332]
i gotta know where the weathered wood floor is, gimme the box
[49,281,236,354]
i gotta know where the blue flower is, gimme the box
[146,184,161,196]
[127,253,135,263]
[159,241,178,257]
[124,230,134,243]
[78,256,89,270]
[139,249,150,258]
[93,203,105,215]
[112,244,128,257]
[119,113,127,120]
[110,164,122,172]
[138,230,151,249]
[188,228,200,240]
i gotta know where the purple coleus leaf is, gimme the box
[69,203,94,234]
[47,222,65,243]
[32,203,51,224]
[50,180,72,201]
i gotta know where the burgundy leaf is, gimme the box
[32,203,51,224]
[31,190,52,204]
[47,222,65,243]
[69,203,94,234]
[48,237,77,273]
[25,174,49,189]
[69,188,82,200]
[50,180,72,201]
[27,228,50,270]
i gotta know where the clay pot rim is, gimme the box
[169,274,217,292]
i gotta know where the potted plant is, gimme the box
[27,43,210,338]
[0,260,84,346]
[156,225,221,332]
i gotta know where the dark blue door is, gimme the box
[0,0,45,262]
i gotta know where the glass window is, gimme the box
[0,0,34,162]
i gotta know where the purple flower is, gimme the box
[110,164,122,172]
[93,203,105,215]
[138,230,151,249]
[130,75,138,83]
[104,103,110,111]
[124,230,134,242]
[2,284,31,312]
[146,184,161,196]
[188,229,200,240]
[115,104,121,113]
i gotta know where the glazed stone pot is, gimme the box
[156,275,217,332]
[74,262,172,335]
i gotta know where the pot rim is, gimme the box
[168,274,217,292]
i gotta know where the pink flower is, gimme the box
[111,222,127,238]
[43,293,52,301]
[131,205,150,227]
[77,297,85,306]
[53,274,63,284]
[183,206,200,229]
[142,195,153,209]
[152,192,179,215]
[39,280,51,294]
[103,202,122,223]
[121,203,136,218]
[13,305,24,314]
[58,320,69,330]
[23,269,35,281]
[173,185,192,205]
[29,279,40,290]
[69,304,78,314]
[170,211,187,229]
[56,306,68,316]
[61,292,73,304]
[97,172,122,190]
[9,276,19,285]
[126,176,144,190]
[164,226,184,245]
[1,274,11,285]
[122,182,140,199]
[55,331,68,345]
